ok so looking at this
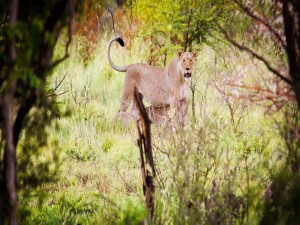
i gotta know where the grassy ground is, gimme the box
[20,35,287,224]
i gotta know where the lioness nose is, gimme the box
[186,68,190,71]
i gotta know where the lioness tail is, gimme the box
[108,37,129,72]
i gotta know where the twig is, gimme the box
[211,81,236,124]
[115,166,135,194]
[105,0,117,38]
[48,90,69,98]
[47,73,68,97]
[70,82,78,104]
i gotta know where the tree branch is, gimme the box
[234,0,286,49]
[49,30,70,69]
[106,1,117,38]
[13,92,36,147]
[134,87,155,218]
[46,73,67,97]
[217,23,292,86]
[49,1,74,69]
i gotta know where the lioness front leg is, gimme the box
[180,97,189,126]
[170,95,181,124]
[170,95,189,127]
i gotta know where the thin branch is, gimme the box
[47,90,69,98]
[50,19,72,69]
[115,166,135,193]
[217,23,292,86]
[49,0,75,70]
[70,82,79,105]
[234,0,286,49]
[211,82,236,124]
[105,1,116,38]
[46,73,67,97]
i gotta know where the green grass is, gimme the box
[19,35,288,224]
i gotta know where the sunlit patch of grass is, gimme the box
[25,34,289,224]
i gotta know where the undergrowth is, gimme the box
[18,35,287,224]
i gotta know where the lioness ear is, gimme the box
[177,49,184,59]
[191,50,198,58]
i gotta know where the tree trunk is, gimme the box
[134,88,156,219]
[282,1,300,107]
[1,93,17,225]
[0,0,19,224]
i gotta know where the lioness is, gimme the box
[108,37,197,126]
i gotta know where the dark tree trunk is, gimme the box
[0,0,78,224]
[282,1,300,107]
[1,93,17,225]
[134,88,156,219]
[1,0,19,224]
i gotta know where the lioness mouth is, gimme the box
[184,72,192,78]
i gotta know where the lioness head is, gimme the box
[178,49,197,78]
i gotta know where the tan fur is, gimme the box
[108,37,197,126]
[146,105,170,125]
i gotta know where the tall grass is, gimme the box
[19,34,287,224]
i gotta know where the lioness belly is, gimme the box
[132,65,169,106]
[138,83,170,107]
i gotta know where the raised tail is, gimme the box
[108,37,129,72]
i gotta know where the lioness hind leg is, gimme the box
[119,75,135,112]
[119,97,132,112]
[119,88,134,112]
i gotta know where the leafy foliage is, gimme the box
[1,0,299,224]
[0,0,86,223]
[152,94,281,224]
[260,170,300,225]
[119,0,231,65]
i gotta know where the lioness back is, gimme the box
[126,64,169,106]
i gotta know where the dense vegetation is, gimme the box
[1,0,300,224]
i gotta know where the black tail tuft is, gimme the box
[116,37,125,47]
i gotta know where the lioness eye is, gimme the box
[183,59,186,63]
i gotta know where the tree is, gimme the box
[218,0,299,106]
[0,0,89,224]
[217,1,300,223]
[122,0,229,65]
[281,1,300,107]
